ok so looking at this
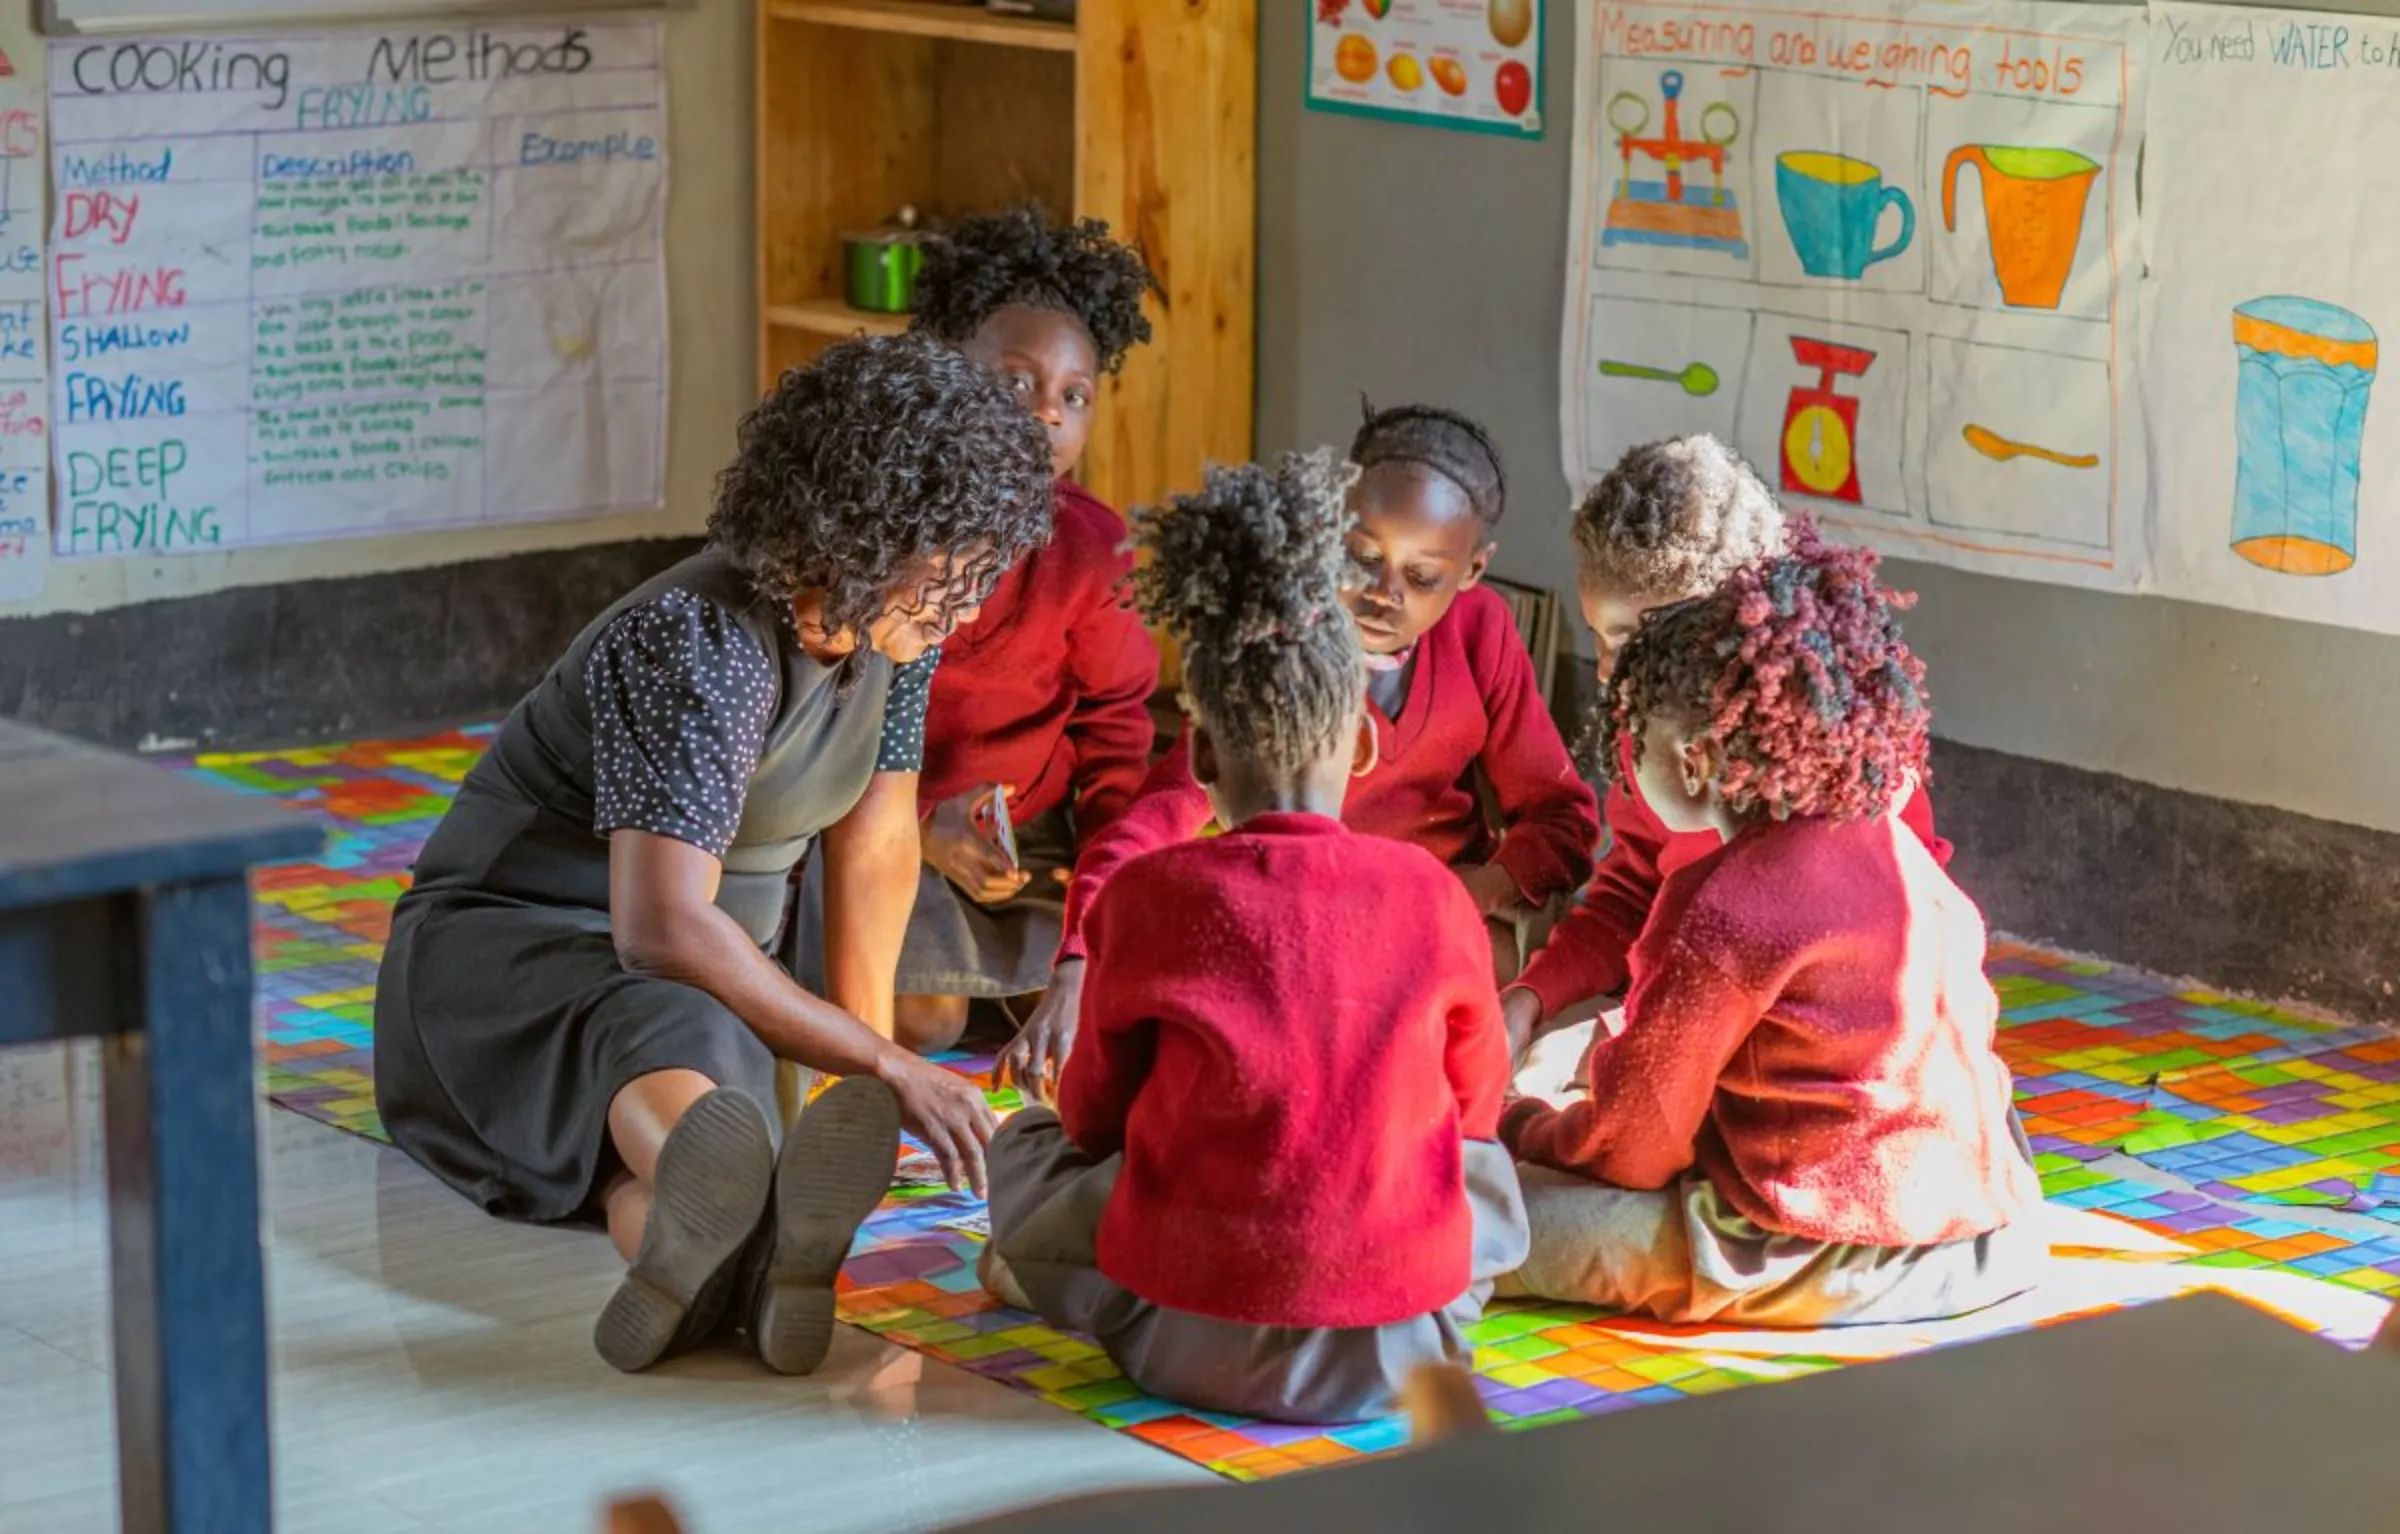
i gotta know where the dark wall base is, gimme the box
[1931,739,2399,1027]
[0,539,700,751]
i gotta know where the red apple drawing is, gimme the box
[1494,59,1532,116]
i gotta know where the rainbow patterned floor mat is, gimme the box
[175,730,2400,1481]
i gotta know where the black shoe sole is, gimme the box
[594,1088,775,1374]
[751,1075,901,1376]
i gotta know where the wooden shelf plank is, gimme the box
[767,0,1076,53]
[766,298,912,339]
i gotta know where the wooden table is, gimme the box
[946,1294,2400,1533]
[0,721,321,1534]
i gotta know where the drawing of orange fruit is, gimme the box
[1430,56,1469,96]
[1388,53,1424,92]
[1489,0,1533,47]
[1335,33,1377,83]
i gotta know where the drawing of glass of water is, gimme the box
[2230,295,2378,576]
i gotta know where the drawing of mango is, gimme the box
[1489,0,1533,47]
[1428,56,1468,95]
[1335,33,1378,83]
[1388,53,1424,92]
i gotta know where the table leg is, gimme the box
[102,874,272,1534]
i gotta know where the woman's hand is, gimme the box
[923,785,1032,906]
[878,1052,999,1196]
[995,958,1084,1104]
[1458,861,1528,920]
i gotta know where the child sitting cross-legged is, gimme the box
[1499,536,2044,1326]
[978,450,1530,1423]
[1507,433,1947,1066]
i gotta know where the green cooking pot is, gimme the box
[843,227,926,314]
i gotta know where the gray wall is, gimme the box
[1257,5,2400,836]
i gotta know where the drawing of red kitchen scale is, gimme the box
[1780,336,1877,504]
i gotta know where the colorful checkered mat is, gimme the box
[178,731,2400,1481]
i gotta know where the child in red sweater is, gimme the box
[979,450,1529,1422]
[1000,404,1598,1091]
[1508,435,1948,1066]
[792,207,1161,1052]
[1499,539,2043,1326]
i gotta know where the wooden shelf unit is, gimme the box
[756,0,1258,555]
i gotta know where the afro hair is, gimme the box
[708,331,1055,640]
[1350,400,1508,529]
[1573,434,1786,603]
[910,203,1158,374]
[1600,531,1929,823]
[1130,449,1365,777]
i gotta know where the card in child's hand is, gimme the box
[989,786,1020,870]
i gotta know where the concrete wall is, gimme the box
[1257,2,2400,837]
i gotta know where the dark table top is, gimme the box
[950,1295,2400,1534]
[0,721,322,912]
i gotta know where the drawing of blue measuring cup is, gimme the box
[1775,151,1914,280]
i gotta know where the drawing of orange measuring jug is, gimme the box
[1942,145,2099,310]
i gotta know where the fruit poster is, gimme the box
[1558,0,2150,591]
[1309,0,1546,140]
[2142,3,2400,635]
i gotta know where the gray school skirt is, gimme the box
[988,1108,1531,1424]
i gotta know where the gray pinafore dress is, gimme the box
[373,551,901,1222]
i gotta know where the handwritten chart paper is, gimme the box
[1559,0,2148,589]
[46,23,667,557]
[1308,0,1546,140]
[0,74,47,603]
[2142,4,2400,633]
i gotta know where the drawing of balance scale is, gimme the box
[1600,70,1748,260]
[1780,336,1877,504]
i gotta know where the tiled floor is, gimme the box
[0,1042,1206,1534]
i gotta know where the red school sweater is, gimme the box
[1513,737,1950,1018]
[1056,583,1598,962]
[1501,813,2039,1248]
[919,480,1160,834]
[1058,813,1511,1328]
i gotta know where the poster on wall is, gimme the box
[1558,0,2149,589]
[2143,3,2400,635]
[1308,0,1546,139]
[0,49,48,603]
[45,21,668,558]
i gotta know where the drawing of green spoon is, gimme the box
[1599,358,1719,397]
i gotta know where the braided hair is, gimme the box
[1350,400,1508,529]
[911,204,1158,374]
[1600,531,1929,822]
[708,332,1055,639]
[1574,434,1786,601]
[1130,450,1365,778]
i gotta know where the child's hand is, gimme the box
[1457,862,1527,919]
[1502,987,1545,1066]
[923,785,1032,906]
[997,958,1085,1104]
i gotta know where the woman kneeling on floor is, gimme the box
[373,335,1052,1375]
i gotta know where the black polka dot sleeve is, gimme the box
[876,650,938,773]
[584,589,778,858]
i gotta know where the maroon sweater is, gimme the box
[1058,584,1598,961]
[920,480,1159,834]
[1514,736,1949,1017]
[1059,813,1511,1327]
[1503,813,2037,1248]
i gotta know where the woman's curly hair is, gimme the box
[1574,434,1785,601]
[1600,531,1929,822]
[1130,449,1364,778]
[709,333,1054,639]
[1351,400,1508,529]
[911,204,1158,374]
